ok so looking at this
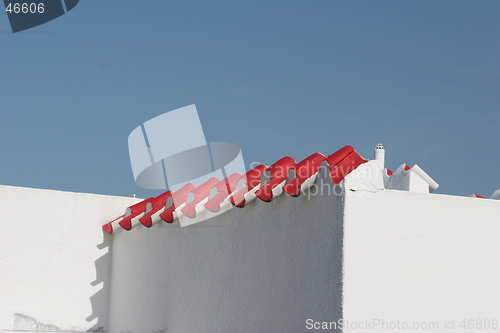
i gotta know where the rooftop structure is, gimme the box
[1,144,499,332]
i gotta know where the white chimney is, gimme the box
[374,143,385,168]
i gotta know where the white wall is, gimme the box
[2,163,498,333]
[343,189,500,332]
[108,177,345,333]
[0,185,140,332]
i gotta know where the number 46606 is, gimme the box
[5,3,45,14]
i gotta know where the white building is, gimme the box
[1,145,499,332]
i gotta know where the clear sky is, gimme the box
[1,1,498,200]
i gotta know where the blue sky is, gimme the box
[1,1,498,200]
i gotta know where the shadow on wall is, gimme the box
[86,233,113,332]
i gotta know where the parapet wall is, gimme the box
[107,176,345,333]
[0,185,140,332]
[342,187,500,332]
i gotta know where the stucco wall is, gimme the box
[0,185,140,332]
[2,165,498,332]
[108,178,345,333]
[342,189,500,332]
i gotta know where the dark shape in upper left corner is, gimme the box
[3,0,80,33]
[64,0,79,12]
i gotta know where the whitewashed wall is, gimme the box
[343,189,500,333]
[2,165,499,333]
[108,178,344,333]
[0,185,140,332]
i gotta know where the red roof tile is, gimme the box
[159,183,195,223]
[327,146,368,184]
[118,197,154,230]
[181,177,220,218]
[229,164,267,208]
[283,153,326,197]
[139,191,172,228]
[205,173,241,212]
[255,156,296,202]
